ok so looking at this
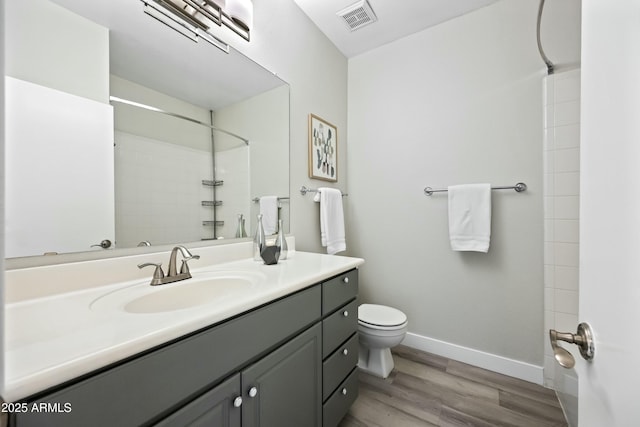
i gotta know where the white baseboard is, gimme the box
[401,332,544,385]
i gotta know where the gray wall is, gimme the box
[346,0,574,369]
[232,0,349,254]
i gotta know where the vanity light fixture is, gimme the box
[141,0,252,54]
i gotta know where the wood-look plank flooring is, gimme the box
[339,346,568,427]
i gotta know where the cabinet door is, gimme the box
[154,374,241,427]
[242,324,322,427]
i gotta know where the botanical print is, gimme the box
[309,114,337,182]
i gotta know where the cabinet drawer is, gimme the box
[322,368,358,427]
[322,300,358,358]
[322,269,358,316]
[322,333,358,402]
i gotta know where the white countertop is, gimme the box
[3,249,363,402]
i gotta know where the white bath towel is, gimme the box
[259,196,279,235]
[314,188,346,255]
[448,183,492,252]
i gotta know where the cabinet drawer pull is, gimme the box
[343,310,349,317]
[233,396,243,408]
[343,277,349,284]
[248,386,258,398]
[341,388,348,395]
[342,348,348,356]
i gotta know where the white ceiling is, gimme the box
[293,0,500,58]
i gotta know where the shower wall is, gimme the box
[543,68,580,427]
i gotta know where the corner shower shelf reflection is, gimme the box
[202,180,224,187]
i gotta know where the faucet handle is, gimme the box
[179,255,200,275]
[138,262,165,285]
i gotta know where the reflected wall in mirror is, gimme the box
[4,0,290,259]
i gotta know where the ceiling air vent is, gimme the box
[337,0,378,32]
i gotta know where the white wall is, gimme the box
[348,1,546,375]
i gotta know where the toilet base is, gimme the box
[358,345,395,378]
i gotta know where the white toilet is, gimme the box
[357,304,408,378]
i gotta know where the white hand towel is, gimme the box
[313,188,346,255]
[448,183,492,252]
[259,196,279,235]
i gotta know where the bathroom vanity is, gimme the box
[2,243,362,427]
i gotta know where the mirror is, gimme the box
[4,0,289,259]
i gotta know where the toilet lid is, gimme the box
[358,304,407,327]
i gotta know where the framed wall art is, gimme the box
[308,114,337,182]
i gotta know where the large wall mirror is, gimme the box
[4,0,290,260]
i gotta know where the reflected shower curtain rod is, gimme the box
[423,182,527,196]
[109,96,249,145]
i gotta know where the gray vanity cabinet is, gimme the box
[155,374,242,427]
[241,323,322,427]
[10,269,359,427]
[320,269,359,427]
[157,323,322,427]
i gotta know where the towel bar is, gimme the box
[423,182,527,196]
[300,186,348,197]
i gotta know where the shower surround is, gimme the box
[543,68,580,427]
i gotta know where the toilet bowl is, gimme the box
[357,304,408,378]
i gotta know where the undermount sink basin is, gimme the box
[91,271,265,314]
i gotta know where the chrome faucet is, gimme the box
[138,245,200,286]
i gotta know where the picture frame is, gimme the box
[308,114,338,182]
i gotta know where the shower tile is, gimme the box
[555,289,578,315]
[544,173,555,195]
[545,104,555,129]
[544,75,555,105]
[545,287,555,311]
[554,148,580,173]
[544,242,555,265]
[555,74,581,103]
[555,312,579,333]
[554,242,579,267]
[544,219,554,241]
[544,197,555,220]
[554,124,580,149]
[554,196,580,219]
[554,100,580,126]
[544,150,555,172]
[544,265,555,287]
[554,219,579,243]
[544,356,557,382]
[555,266,579,291]
[554,172,580,196]
[543,127,555,151]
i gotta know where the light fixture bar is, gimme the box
[220,10,249,41]
[143,3,198,43]
[182,0,221,26]
[142,0,230,54]
[197,28,230,53]
[150,0,208,31]
[143,0,249,44]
